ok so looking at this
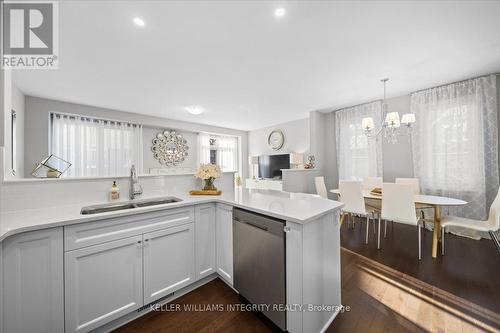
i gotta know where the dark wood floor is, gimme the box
[341,218,500,316]
[113,278,281,333]
[114,221,500,333]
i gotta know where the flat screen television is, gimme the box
[258,154,290,180]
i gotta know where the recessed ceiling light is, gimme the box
[133,17,145,27]
[185,106,205,115]
[274,7,286,18]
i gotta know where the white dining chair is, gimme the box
[441,187,500,255]
[339,180,378,244]
[314,176,328,199]
[363,177,383,211]
[395,177,432,226]
[363,177,383,191]
[395,178,420,194]
[380,183,424,259]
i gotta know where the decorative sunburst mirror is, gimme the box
[151,130,189,166]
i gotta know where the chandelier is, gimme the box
[362,78,415,144]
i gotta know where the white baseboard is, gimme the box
[319,307,342,333]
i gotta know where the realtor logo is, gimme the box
[2,0,59,69]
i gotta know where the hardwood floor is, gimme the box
[336,218,500,333]
[114,221,500,333]
[341,218,500,316]
[330,248,499,332]
[113,277,282,333]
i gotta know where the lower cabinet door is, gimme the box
[216,204,234,285]
[2,228,64,333]
[195,204,216,280]
[143,223,195,304]
[64,235,144,333]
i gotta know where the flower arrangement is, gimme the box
[195,163,221,191]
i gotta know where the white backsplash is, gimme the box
[0,148,235,212]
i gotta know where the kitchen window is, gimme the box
[198,133,240,172]
[50,112,143,177]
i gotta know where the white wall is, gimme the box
[247,117,309,158]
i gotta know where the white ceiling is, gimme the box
[12,0,500,131]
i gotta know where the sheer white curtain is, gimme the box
[197,132,211,165]
[335,101,383,181]
[51,113,143,177]
[411,75,498,220]
[216,135,238,172]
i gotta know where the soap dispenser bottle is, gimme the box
[109,181,120,201]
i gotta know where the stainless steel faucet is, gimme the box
[130,165,143,200]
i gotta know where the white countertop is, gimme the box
[0,189,343,242]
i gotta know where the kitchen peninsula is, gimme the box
[0,188,343,333]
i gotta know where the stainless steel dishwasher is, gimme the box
[233,208,286,331]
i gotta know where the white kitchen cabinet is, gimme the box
[65,235,143,333]
[195,204,216,280]
[1,228,64,333]
[143,223,195,304]
[216,203,234,285]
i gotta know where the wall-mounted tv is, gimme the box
[258,154,290,180]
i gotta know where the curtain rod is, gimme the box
[332,99,383,113]
[412,73,500,95]
[331,73,499,113]
[50,111,141,127]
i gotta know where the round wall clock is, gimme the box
[268,130,285,151]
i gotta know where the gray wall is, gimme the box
[498,76,500,174]
[247,118,309,158]
[0,68,5,148]
[10,84,25,178]
[381,94,414,182]
[23,96,248,178]
[324,112,338,197]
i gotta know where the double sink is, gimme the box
[81,196,182,215]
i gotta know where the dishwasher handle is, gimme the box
[234,217,269,231]
[245,220,269,231]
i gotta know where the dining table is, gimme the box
[330,189,467,258]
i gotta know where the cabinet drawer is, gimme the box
[64,206,195,251]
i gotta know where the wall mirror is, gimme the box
[3,73,240,180]
[151,130,189,166]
